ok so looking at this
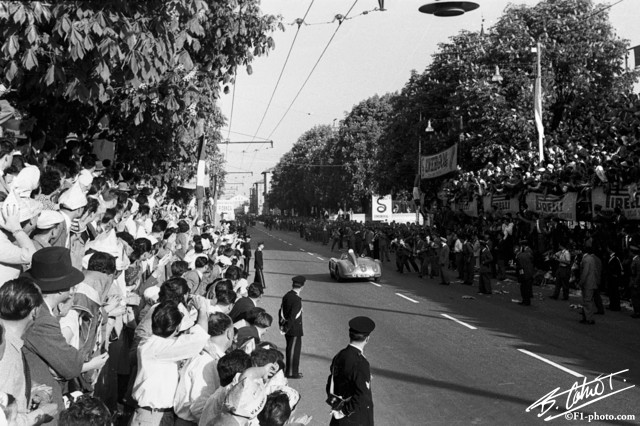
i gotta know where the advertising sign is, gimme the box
[372,194,392,222]
[420,144,458,179]
[592,187,640,219]
[525,192,577,221]
[452,197,478,217]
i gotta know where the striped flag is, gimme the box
[195,135,206,201]
[533,43,544,162]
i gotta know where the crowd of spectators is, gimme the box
[266,202,640,319]
[0,135,311,426]
[443,134,640,202]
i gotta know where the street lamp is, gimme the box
[491,65,503,83]
[419,1,479,17]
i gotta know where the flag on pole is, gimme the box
[634,45,640,68]
[533,42,544,162]
[195,135,206,200]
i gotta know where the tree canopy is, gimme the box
[269,0,640,215]
[0,0,281,184]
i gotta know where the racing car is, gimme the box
[329,249,382,282]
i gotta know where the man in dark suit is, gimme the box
[326,316,375,426]
[280,275,305,379]
[22,247,109,425]
[254,241,265,289]
[228,282,263,323]
[242,235,252,276]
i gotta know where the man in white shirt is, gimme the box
[130,297,210,426]
[174,313,235,425]
[453,233,464,280]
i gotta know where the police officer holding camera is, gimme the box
[326,316,376,425]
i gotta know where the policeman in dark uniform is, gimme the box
[254,241,265,289]
[281,275,305,378]
[326,316,375,426]
[242,235,252,276]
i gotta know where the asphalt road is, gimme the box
[251,224,640,426]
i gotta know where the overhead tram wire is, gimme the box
[265,0,361,143]
[247,0,361,172]
[250,0,316,147]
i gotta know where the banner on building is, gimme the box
[452,197,478,217]
[592,187,640,219]
[525,192,577,221]
[420,144,457,179]
[372,194,392,222]
[483,193,520,214]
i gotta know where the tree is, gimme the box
[333,94,393,212]
[376,0,638,199]
[0,0,281,179]
[269,125,336,215]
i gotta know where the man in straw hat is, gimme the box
[31,210,65,251]
[326,316,376,425]
[22,247,109,425]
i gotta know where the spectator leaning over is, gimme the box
[236,308,272,347]
[129,297,209,426]
[228,282,263,324]
[208,290,237,315]
[184,256,209,296]
[22,247,109,426]
[174,312,235,425]
[0,277,59,425]
[0,195,39,285]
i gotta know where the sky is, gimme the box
[218,0,640,197]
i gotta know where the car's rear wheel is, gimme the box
[336,270,344,282]
[329,268,336,280]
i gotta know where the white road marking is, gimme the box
[317,257,325,261]
[395,293,419,303]
[441,314,477,330]
[517,349,584,378]
[299,248,305,252]
[287,243,293,246]
[307,252,314,256]
[369,281,381,287]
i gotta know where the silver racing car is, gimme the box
[329,249,382,282]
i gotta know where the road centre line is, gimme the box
[441,314,477,330]
[517,349,584,378]
[307,252,314,256]
[395,293,419,304]
[299,248,305,252]
[369,281,382,287]
[317,257,325,261]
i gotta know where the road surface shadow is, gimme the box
[301,351,637,426]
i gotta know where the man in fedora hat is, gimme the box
[22,247,109,425]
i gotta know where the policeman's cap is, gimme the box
[349,316,375,335]
[292,275,306,286]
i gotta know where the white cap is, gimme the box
[37,210,64,229]
[59,183,88,210]
[10,165,40,198]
